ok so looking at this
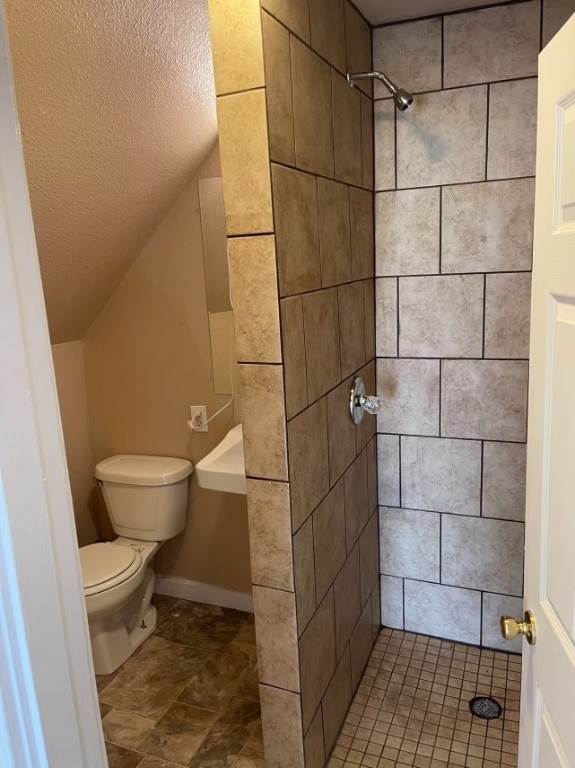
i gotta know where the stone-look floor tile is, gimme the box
[404,581,481,645]
[209,0,264,96]
[350,186,374,283]
[247,479,293,591]
[327,376,356,485]
[302,288,341,401]
[339,281,366,378]
[304,707,325,768]
[154,600,251,653]
[485,272,532,359]
[323,646,353,754]
[379,507,440,582]
[136,757,180,768]
[374,100,395,191]
[262,11,295,166]
[344,450,369,552]
[377,434,400,506]
[177,653,250,712]
[397,86,487,188]
[272,164,320,297]
[359,512,379,605]
[361,94,374,191]
[100,702,113,718]
[260,685,305,768]
[217,90,273,236]
[399,274,484,358]
[300,590,337,731]
[442,179,535,273]
[281,296,308,420]
[344,0,372,97]
[200,696,261,748]
[139,702,218,764]
[543,0,575,44]
[187,740,244,768]
[376,278,397,357]
[441,360,528,441]
[380,575,404,630]
[262,0,310,41]
[291,36,335,177]
[355,360,377,454]
[377,358,440,436]
[482,593,524,653]
[309,0,346,71]
[236,747,266,767]
[373,18,442,97]
[401,436,482,516]
[444,1,539,88]
[234,662,261,704]
[333,69,362,186]
[350,599,374,690]
[313,480,347,602]
[487,78,538,180]
[443,516,525,596]
[483,441,527,522]
[294,515,317,633]
[363,280,375,359]
[334,545,362,658]
[105,742,143,768]
[252,586,300,692]
[376,188,440,276]
[318,177,352,287]
[102,708,155,752]
[288,398,330,530]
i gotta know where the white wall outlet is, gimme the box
[189,406,208,432]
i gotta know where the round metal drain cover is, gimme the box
[469,696,503,720]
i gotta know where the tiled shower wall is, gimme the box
[209,1,378,766]
[374,0,572,652]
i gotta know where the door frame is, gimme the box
[0,2,106,765]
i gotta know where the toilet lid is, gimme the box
[80,542,140,589]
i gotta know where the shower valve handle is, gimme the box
[350,377,382,425]
[356,394,383,415]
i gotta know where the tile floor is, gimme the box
[329,628,521,768]
[97,595,263,768]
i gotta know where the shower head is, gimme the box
[347,69,414,112]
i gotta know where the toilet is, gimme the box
[80,454,193,675]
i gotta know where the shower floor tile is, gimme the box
[329,628,521,768]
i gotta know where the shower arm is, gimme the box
[347,69,398,95]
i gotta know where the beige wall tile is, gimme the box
[240,364,288,480]
[543,0,575,45]
[441,360,528,441]
[397,87,487,188]
[482,593,523,652]
[228,236,281,363]
[483,441,527,522]
[363,279,376,360]
[313,479,347,601]
[293,515,317,634]
[376,278,397,357]
[318,178,352,287]
[367,437,378,515]
[272,164,320,296]
[334,544,362,657]
[350,599,373,690]
[344,1,373,96]
[487,79,538,180]
[355,360,377,454]
[338,282,366,378]
[332,71,362,186]
[302,288,341,401]
[380,574,404,630]
[262,12,295,166]
[373,18,442,97]
[291,38,334,177]
[485,272,532,359]
[377,434,399,506]
[299,590,337,730]
[379,507,440,582]
[288,398,330,530]
[359,511,379,604]
[309,0,346,71]
[361,95,374,191]
[209,0,265,95]
[376,188,440,276]
[444,1,539,88]
[259,685,305,768]
[217,90,273,235]
[247,479,293,590]
[326,376,356,485]
[442,516,525,595]
[344,450,369,553]
[303,707,325,768]
[371,580,381,639]
[350,186,374,281]
[374,100,395,191]
[280,296,309,420]
[377,359,440,436]
[322,646,353,754]
[442,179,535,273]
[253,586,300,691]
[404,580,481,645]
[261,0,310,41]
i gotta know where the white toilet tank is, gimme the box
[95,455,193,541]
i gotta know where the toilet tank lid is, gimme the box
[95,455,193,486]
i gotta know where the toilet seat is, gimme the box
[80,542,142,596]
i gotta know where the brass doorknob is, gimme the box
[500,610,536,645]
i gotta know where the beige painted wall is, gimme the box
[83,144,251,594]
[51,341,99,547]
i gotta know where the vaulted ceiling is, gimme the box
[6,0,218,343]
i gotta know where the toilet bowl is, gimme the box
[80,454,192,675]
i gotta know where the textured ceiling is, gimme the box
[355,0,507,24]
[7,0,218,343]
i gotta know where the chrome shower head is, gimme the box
[347,69,414,112]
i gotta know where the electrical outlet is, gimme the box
[189,406,208,432]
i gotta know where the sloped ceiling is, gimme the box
[355,0,506,25]
[6,0,218,343]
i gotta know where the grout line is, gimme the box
[485,83,491,179]
[479,441,485,517]
[374,174,536,195]
[376,430,527,446]
[482,273,488,358]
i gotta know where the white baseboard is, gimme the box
[155,575,253,613]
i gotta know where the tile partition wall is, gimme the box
[208,1,378,767]
[372,0,568,654]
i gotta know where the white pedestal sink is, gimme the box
[195,423,247,495]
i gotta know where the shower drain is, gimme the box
[469,696,503,720]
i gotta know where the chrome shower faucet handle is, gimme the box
[349,377,383,425]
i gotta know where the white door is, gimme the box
[519,13,575,767]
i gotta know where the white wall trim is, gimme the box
[155,576,254,613]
